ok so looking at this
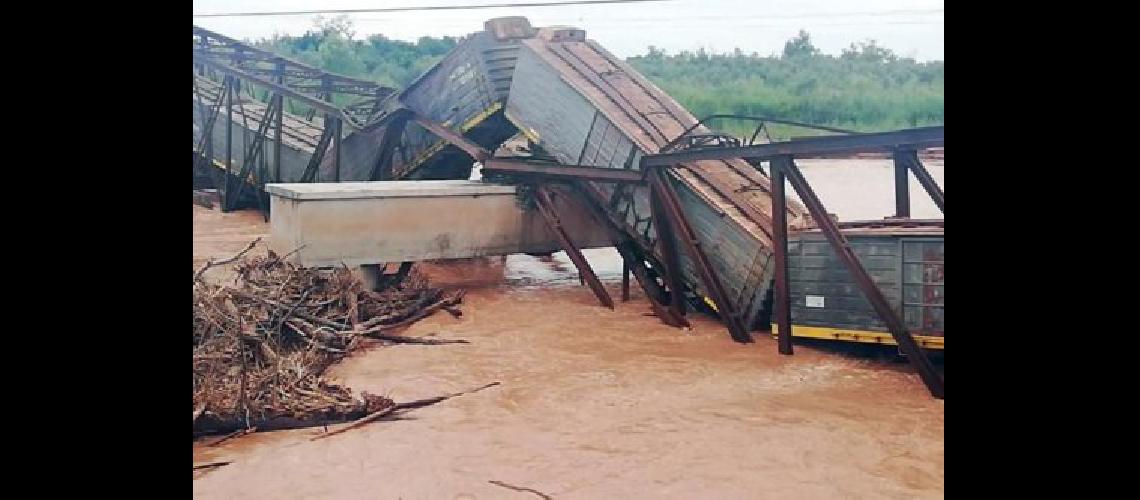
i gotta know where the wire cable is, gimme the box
[194,0,672,18]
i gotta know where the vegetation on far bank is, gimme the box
[253,18,944,139]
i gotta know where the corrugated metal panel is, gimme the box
[505,46,600,164]
[902,239,945,332]
[787,231,944,337]
[381,27,525,180]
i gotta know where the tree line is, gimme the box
[254,18,944,139]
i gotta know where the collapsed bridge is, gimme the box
[193,17,944,397]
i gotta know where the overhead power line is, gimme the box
[193,0,671,18]
[352,9,944,24]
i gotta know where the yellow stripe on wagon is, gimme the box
[770,324,944,350]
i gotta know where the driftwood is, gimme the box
[193,399,387,436]
[207,426,258,447]
[193,461,232,471]
[489,480,553,500]
[310,382,500,441]
[194,237,261,281]
[309,406,399,441]
[392,382,500,410]
[193,243,466,437]
[365,333,469,345]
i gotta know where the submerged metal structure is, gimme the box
[644,127,945,397]
[193,18,944,397]
[192,26,398,212]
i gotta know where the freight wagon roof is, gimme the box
[793,218,944,237]
[516,28,806,247]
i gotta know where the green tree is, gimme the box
[783,30,819,59]
[248,22,942,139]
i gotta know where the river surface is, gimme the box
[193,159,944,499]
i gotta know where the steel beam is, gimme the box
[771,156,793,355]
[576,182,654,254]
[650,169,752,343]
[483,159,645,183]
[333,117,342,182]
[649,185,687,319]
[228,96,279,211]
[369,113,411,180]
[533,185,614,309]
[836,219,943,229]
[574,181,688,327]
[300,124,334,183]
[273,62,284,183]
[622,261,630,302]
[661,114,858,153]
[616,241,688,327]
[193,25,391,91]
[224,77,234,211]
[193,75,227,174]
[192,53,364,129]
[641,126,944,167]
[412,112,490,162]
[893,151,911,218]
[897,149,944,214]
[780,158,944,398]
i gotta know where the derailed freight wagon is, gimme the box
[502,24,808,331]
[354,18,529,182]
[772,220,944,349]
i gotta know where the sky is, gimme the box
[192,0,945,61]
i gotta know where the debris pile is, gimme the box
[192,243,464,435]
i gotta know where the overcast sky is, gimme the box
[192,0,944,61]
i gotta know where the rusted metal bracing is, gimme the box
[894,151,911,218]
[333,118,343,181]
[648,181,687,320]
[193,75,229,175]
[650,169,752,343]
[616,240,688,327]
[621,261,631,302]
[368,112,411,180]
[771,157,793,355]
[412,112,492,162]
[573,180,688,327]
[299,124,335,183]
[894,149,944,214]
[226,92,281,211]
[483,159,645,183]
[532,185,614,309]
[660,114,859,153]
[225,75,235,202]
[641,126,944,167]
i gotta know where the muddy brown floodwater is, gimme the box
[193,159,944,499]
